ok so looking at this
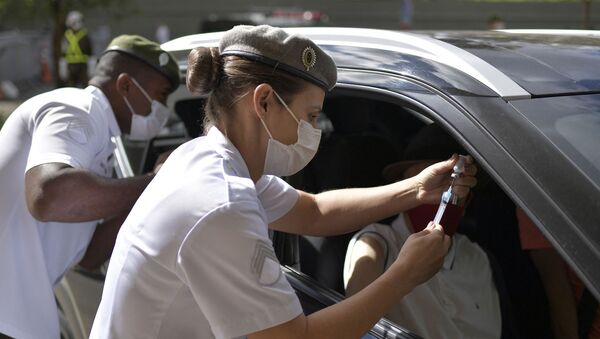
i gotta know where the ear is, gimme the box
[252,83,274,119]
[115,73,132,96]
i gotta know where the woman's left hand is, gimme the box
[414,154,478,205]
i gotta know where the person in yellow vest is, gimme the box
[64,10,92,88]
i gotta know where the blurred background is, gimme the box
[0,0,598,122]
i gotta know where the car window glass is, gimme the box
[555,113,600,174]
[511,94,600,187]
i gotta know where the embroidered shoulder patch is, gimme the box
[67,118,93,144]
[251,240,282,286]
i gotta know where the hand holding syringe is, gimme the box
[433,155,467,224]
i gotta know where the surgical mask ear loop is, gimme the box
[129,77,153,104]
[123,77,151,117]
[259,116,274,139]
[273,91,300,124]
[258,90,296,139]
[123,96,136,115]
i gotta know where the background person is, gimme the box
[63,10,93,88]
[344,124,501,339]
[155,23,171,44]
[90,25,477,339]
[488,15,507,30]
[0,35,179,339]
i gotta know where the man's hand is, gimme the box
[391,221,451,288]
[414,154,477,205]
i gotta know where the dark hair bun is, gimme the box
[186,47,222,95]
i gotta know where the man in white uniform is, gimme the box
[91,25,478,339]
[0,35,179,339]
[344,124,501,339]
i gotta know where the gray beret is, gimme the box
[102,35,180,92]
[219,25,337,91]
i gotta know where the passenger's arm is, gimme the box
[530,248,579,339]
[271,155,476,236]
[249,223,450,339]
[25,162,153,222]
[345,234,387,297]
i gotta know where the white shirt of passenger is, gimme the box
[0,86,120,339]
[90,127,303,339]
[344,214,501,339]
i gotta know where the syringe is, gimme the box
[432,155,467,225]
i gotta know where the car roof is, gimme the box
[163,27,526,99]
[423,30,600,97]
[162,27,600,100]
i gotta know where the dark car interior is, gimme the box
[139,88,598,339]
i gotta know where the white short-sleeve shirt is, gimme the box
[0,86,120,339]
[344,215,501,339]
[90,127,302,339]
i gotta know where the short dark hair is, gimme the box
[89,51,156,87]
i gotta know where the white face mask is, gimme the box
[123,77,170,141]
[259,90,322,177]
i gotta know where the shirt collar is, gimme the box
[85,85,121,137]
[207,126,251,179]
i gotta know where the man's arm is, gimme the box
[250,223,450,339]
[77,212,128,270]
[25,162,153,222]
[271,155,476,236]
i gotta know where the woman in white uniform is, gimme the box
[90,25,477,339]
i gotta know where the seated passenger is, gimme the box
[344,124,501,339]
[517,207,600,339]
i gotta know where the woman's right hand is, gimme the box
[392,221,450,288]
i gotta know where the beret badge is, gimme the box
[159,52,169,67]
[302,46,317,72]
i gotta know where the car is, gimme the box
[199,8,329,33]
[57,27,600,339]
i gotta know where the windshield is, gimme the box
[511,94,600,189]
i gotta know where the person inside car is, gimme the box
[0,35,179,339]
[344,124,502,339]
[90,25,477,339]
[516,207,600,339]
